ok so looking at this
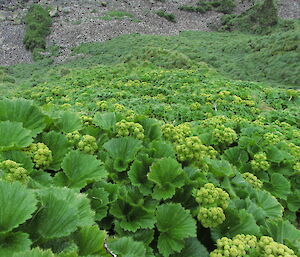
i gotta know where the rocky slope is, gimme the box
[0,0,299,66]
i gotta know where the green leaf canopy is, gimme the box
[56,150,107,188]
[42,131,71,171]
[74,226,106,256]
[0,121,33,151]
[156,203,196,257]
[264,173,291,200]
[171,238,209,257]
[0,98,46,136]
[0,181,37,233]
[148,157,185,200]
[107,237,147,257]
[103,137,142,172]
[12,248,56,257]
[33,187,95,239]
[110,186,157,232]
[0,232,31,257]
[94,112,116,132]
[55,111,82,133]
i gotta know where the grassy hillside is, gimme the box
[0,3,299,255]
[70,28,300,87]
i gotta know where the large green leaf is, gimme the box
[267,145,293,163]
[205,159,235,178]
[138,118,162,141]
[107,237,147,257]
[250,189,283,219]
[171,238,209,257]
[114,225,154,246]
[0,181,37,233]
[74,226,106,256]
[55,111,82,133]
[103,137,142,172]
[34,187,94,239]
[264,173,291,200]
[0,232,31,256]
[58,150,107,188]
[232,188,284,225]
[0,121,33,151]
[0,98,46,136]
[94,112,116,132]
[211,208,260,241]
[146,140,175,159]
[110,186,157,232]
[87,187,109,221]
[287,190,300,212]
[148,158,185,200]
[0,150,34,172]
[42,131,71,171]
[128,154,153,195]
[12,248,56,257]
[156,203,196,257]
[35,191,78,239]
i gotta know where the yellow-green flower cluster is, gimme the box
[218,90,231,98]
[251,152,270,171]
[194,183,230,209]
[26,143,53,169]
[81,115,94,126]
[242,172,263,189]
[210,234,257,257]
[194,183,229,228]
[0,160,29,184]
[200,116,231,129]
[198,207,225,228]
[293,162,300,174]
[257,236,296,257]
[263,132,282,145]
[211,235,296,257]
[287,143,300,160]
[212,125,237,145]
[113,103,126,112]
[66,130,81,145]
[190,102,201,110]
[96,100,109,111]
[116,120,144,140]
[174,136,217,164]
[161,123,192,142]
[78,135,98,154]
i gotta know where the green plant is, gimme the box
[23,4,52,51]
[0,49,300,256]
[155,10,176,22]
[99,10,134,20]
[220,0,279,33]
[180,0,236,14]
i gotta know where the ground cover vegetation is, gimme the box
[23,4,52,57]
[0,0,300,256]
[0,60,300,256]
[179,0,236,14]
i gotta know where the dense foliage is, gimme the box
[23,4,52,54]
[1,1,299,254]
[0,58,299,256]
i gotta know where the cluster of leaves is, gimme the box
[1,46,300,257]
[179,0,236,14]
[219,0,293,34]
[0,76,299,256]
[23,4,52,52]
[155,10,176,23]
